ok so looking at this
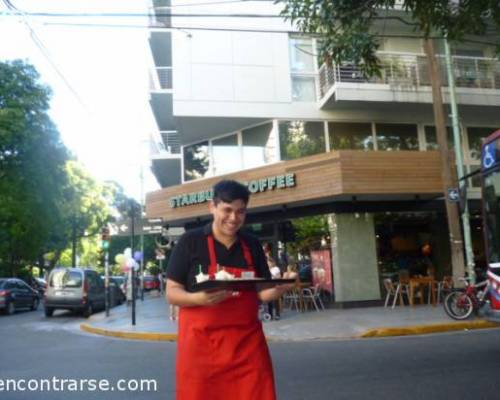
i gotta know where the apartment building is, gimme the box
[145,0,500,304]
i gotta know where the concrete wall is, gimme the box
[330,213,381,302]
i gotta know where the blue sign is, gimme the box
[483,142,496,169]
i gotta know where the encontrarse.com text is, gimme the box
[0,377,158,392]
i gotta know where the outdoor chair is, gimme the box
[383,278,409,309]
[301,284,325,312]
[437,275,454,303]
[282,288,300,312]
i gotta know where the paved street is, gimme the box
[1,309,500,399]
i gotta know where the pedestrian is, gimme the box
[166,179,294,400]
[264,246,282,320]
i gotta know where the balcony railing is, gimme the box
[148,6,171,27]
[159,130,181,154]
[149,67,173,92]
[318,52,500,99]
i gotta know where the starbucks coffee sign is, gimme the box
[170,173,296,209]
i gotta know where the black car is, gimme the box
[30,277,47,297]
[101,276,126,306]
[0,278,40,315]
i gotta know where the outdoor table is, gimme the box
[409,276,437,307]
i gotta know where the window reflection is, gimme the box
[468,127,496,162]
[242,123,275,169]
[279,121,325,160]
[424,126,454,150]
[376,124,418,151]
[329,122,373,150]
[212,134,240,176]
[183,141,210,182]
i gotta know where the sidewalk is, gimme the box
[80,293,499,342]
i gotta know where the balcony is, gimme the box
[149,6,171,28]
[150,130,181,189]
[318,52,500,109]
[149,66,173,92]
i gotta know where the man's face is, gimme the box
[209,199,247,238]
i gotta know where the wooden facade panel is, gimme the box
[146,150,444,224]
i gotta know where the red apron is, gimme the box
[176,235,276,400]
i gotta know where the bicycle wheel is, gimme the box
[443,291,474,320]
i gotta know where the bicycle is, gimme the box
[443,277,490,320]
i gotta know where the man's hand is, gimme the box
[258,283,296,303]
[192,290,231,306]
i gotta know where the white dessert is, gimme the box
[195,271,210,283]
[215,269,235,280]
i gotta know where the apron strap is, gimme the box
[207,234,255,276]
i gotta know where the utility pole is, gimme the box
[444,38,476,283]
[423,39,466,284]
[140,166,145,301]
[130,200,136,326]
[71,215,77,268]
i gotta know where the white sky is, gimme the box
[0,0,160,201]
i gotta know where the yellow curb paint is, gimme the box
[360,320,500,338]
[80,323,178,342]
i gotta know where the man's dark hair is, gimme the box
[212,180,250,205]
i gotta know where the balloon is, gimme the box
[124,248,132,258]
[133,251,143,262]
[126,258,135,268]
[115,254,125,265]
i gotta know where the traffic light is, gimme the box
[101,226,110,250]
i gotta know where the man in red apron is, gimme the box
[166,180,293,400]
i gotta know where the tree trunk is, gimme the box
[423,39,466,284]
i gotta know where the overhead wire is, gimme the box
[1,0,89,112]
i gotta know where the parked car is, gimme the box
[0,278,40,315]
[100,276,126,306]
[30,277,47,297]
[142,275,160,291]
[110,275,126,295]
[44,268,105,318]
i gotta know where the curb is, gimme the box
[80,323,178,342]
[360,319,500,338]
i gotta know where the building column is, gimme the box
[329,213,381,303]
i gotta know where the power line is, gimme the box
[35,21,500,49]
[3,11,283,18]
[2,0,89,111]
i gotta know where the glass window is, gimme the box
[242,123,275,169]
[289,37,314,72]
[50,270,82,288]
[279,121,325,160]
[424,126,454,150]
[212,134,240,176]
[468,127,496,162]
[376,124,418,151]
[292,77,316,102]
[329,122,374,150]
[183,141,210,182]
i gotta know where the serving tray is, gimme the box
[192,278,296,292]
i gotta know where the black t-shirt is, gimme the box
[167,224,271,292]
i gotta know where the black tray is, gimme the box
[192,278,296,292]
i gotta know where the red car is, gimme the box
[142,276,160,291]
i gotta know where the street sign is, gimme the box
[448,188,460,202]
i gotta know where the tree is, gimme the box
[0,60,70,276]
[280,0,500,282]
[288,216,329,255]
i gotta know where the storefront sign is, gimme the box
[169,173,296,209]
